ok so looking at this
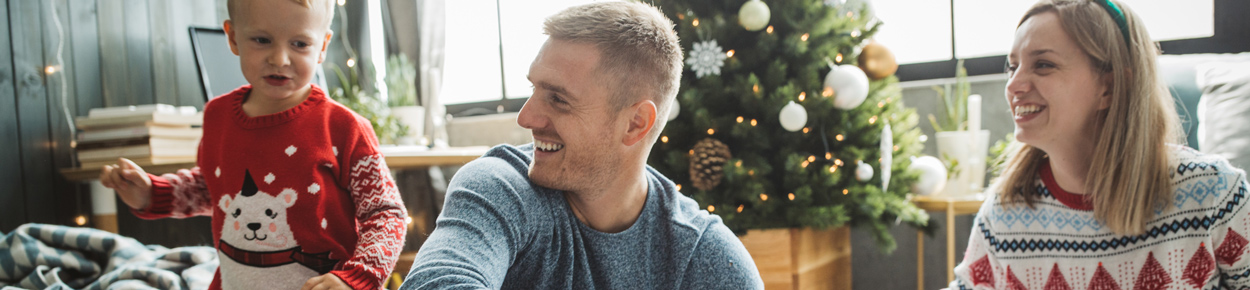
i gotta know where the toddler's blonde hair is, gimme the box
[227,0,336,30]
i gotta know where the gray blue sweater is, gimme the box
[401,144,763,289]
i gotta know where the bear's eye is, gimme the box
[265,209,277,218]
[232,208,241,218]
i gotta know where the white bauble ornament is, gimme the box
[908,156,947,195]
[738,0,771,31]
[855,160,874,182]
[880,124,892,192]
[668,100,680,121]
[778,101,807,132]
[825,64,870,110]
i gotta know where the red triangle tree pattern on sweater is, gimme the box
[971,255,995,287]
[1005,265,1028,290]
[1043,263,1072,290]
[1184,243,1216,288]
[1216,228,1248,266]
[1133,252,1171,290]
[1087,263,1120,290]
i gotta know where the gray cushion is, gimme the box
[1157,53,1250,149]
[1196,60,1250,171]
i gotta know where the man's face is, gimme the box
[518,39,625,193]
[225,0,332,102]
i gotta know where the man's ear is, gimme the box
[223,20,240,56]
[318,31,333,64]
[622,100,657,146]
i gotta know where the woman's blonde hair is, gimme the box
[992,0,1181,235]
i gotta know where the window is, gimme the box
[874,0,1214,64]
[442,0,595,106]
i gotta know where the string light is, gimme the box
[44,66,59,75]
[708,205,715,212]
[737,116,744,123]
[707,128,715,135]
[843,189,849,195]
[825,152,833,160]
[894,146,900,152]
[851,30,861,38]
[346,58,356,68]
[835,134,845,141]
[829,165,837,173]
[661,136,669,143]
[735,160,743,167]
[788,193,795,200]
[689,149,695,155]
[801,161,810,168]
[760,193,769,201]
[766,26,774,33]
[337,0,345,6]
[676,184,682,191]
[846,11,854,18]
[835,159,844,166]
[726,50,735,57]
[822,87,834,97]
[878,101,885,108]
[74,215,87,226]
[752,84,760,93]
[677,14,685,20]
[802,127,810,134]
[808,155,816,162]
[798,92,806,101]
[748,170,755,176]
[835,53,843,63]
[750,119,758,126]
[869,116,878,124]
[693,18,700,27]
[405,215,414,226]
[801,33,810,41]
[919,135,929,142]
[737,205,744,213]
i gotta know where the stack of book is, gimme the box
[75,104,203,169]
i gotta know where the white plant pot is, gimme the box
[935,130,989,196]
[390,105,425,146]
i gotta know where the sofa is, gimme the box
[1158,52,1250,171]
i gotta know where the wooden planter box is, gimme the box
[738,227,851,290]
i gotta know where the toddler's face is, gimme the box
[225,0,332,102]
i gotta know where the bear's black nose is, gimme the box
[247,223,261,231]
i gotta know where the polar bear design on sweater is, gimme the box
[217,170,333,290]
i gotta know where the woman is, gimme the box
[950,0,1250,289]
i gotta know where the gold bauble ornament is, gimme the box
[689,138,732,191]
[857,41,898,80]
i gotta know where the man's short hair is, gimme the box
[227,0,336,30]
[543,1,683,137]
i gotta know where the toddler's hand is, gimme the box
[301,273,351,290]
[99,158,153,210]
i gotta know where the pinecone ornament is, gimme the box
[690,138,732,191]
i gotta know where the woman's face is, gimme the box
[1005,11,1111,152]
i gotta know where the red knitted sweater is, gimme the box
[136,85,407,290]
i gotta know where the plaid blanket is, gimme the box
[0,224,217,290]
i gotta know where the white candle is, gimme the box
[967,94,981,132]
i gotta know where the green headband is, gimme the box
[1094,0,1131,45]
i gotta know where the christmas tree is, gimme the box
[648,0,931,252]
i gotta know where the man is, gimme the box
[401,1,763,289]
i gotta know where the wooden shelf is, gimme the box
[911,194,985,214]
[59,146,491,182]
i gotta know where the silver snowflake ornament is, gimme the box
[686,40,727,78]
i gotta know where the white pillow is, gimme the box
[1196,61,1250,171]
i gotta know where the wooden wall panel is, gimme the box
[10,0,59,225]
[95,0,129,107]
[121,0,153,105]
[0,0,28,232]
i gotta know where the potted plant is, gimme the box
[386,54,424,146]
[327,62,409,145]
[928,59,989,196]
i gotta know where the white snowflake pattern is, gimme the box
[308,183,321,194]
[285,145,298,156]
[686,40,727,78]
[264,173,276,184]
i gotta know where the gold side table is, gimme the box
[911,194,985,290]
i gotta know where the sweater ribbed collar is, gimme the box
[228,85,327,129]
[1039,161,1094,211]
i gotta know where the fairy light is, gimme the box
[693,18,700,27]
[894,146,900,152]
[919,135,929,142]
[825,153,833,160]
[346,58,356,68]
[801,33,810,41]
[802,127,811,134]
[835,134,845,141]
[708,205,715,212]
[835,159,844,166]
[766,26,774,33]
[726,50,735,57]
[846,11,854,18]
[737,116,744,123]
[798,92,807,101]
[788,193,795,200]
[750,119,758,126]
[869,116,878,124]
[843,189,849,195]
[753,84,760,93]
[835,53,844,63]
[822,87,834,97]
[676,184,683,191]
[44,66,59,75]
[829,165,837,173]
[760,193,769,201]
[661,136,669,143]
[851,30,861,38]
[74,215,87,226]
[337,0,345,6]
[748,170,755,176]
[405,215,414,225]
[878,101,885,108]
[689,149,695,155]
[707,128,715,135]
[801,161,810,168]
[808,155,816,163]
[735,160,742,167]
[737,205,744,213]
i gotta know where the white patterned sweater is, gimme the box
[951,146,1250,290]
